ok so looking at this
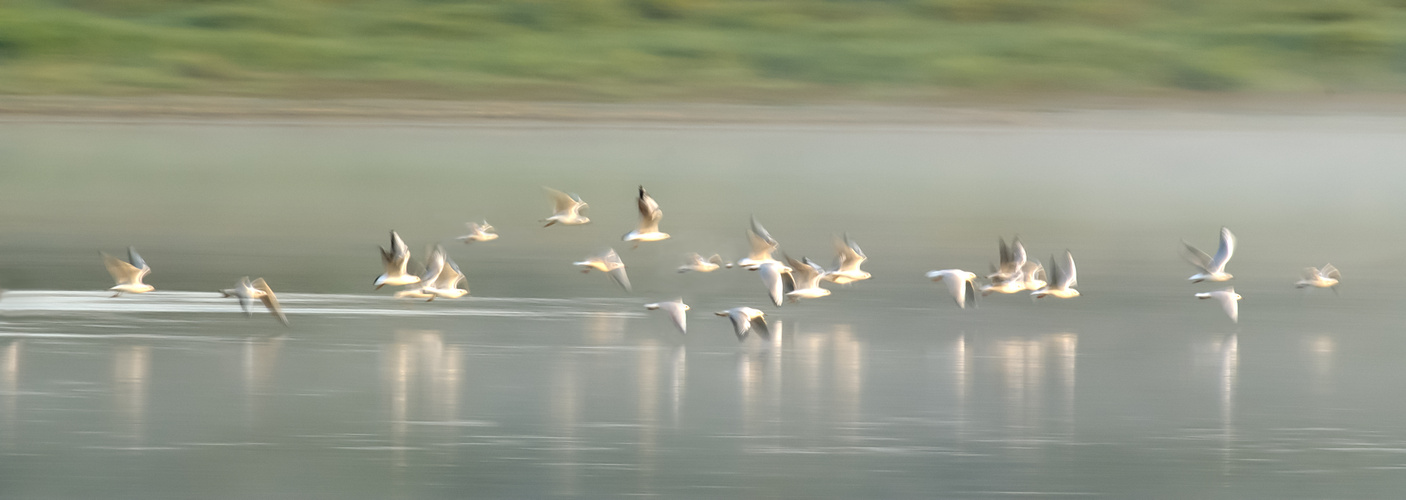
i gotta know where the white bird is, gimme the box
[1296,264,1340,293]
[1184,227,1236,282]
[623,186,670,245]
[678,253,728,273]
[783,255,832,302]
[542,187,590,227]
[987,237,1028,285]
[1196,286,1242,323]
[220,276,289,325]
[455,221,499,243]
[926,269,979,309]
[735,216,782,270]
[394,245,446,301]
[374,231,421,290]
[575,248,631,292]
[1020,260,1047,291]
[426,254,469,300]
[102,247,154,296]
[823,234,871,285]
[715,307,770,341]
[1033,251,1079,299]
[758,261,791,307]
[645,298,690,334]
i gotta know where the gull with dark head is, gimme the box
[926,269,979,309]
[1296,264,1340,293]
[1183,227,1236,282]
[575,248,631,292]
[102,247,154,297]
[374,230,420,290]
[221,277,289,325]
[735,216,782,270]
[678,253,728,273]
[455,221,498,243]
[623,186,670,245]
[822,234,871,285]
[645,298,690,334]
[715,307,770,341]
[1197,286,1242,323]
[542,187,590,227]
[783,255,832,302]
[1032,251,1079,299]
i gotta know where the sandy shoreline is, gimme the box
[3,95,1406,129]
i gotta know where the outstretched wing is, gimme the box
[1209,227,1235,273]
[251,278,289,326]
[1181,241,1212,272]
[545,187,577,213]
[636,186,663,232]
[103,252,141,285]
[1322,263,1340,280]
[127,247,149,272]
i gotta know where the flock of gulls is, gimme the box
[97,186,1342,337]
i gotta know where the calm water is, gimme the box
[2,113,1406,498]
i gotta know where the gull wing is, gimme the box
[1181,241,1213,272]
[127,247,149,273]
[707,254,724,266]
[834,234,866,271]
[1301,266,1320,281]
[1322,263,1340,280]
[726,310,751,340]
[1208,227,1236,273]
[663,300,687,334]
[251,278,288,326]
[965,279,978,309]
[607,265,632,292]
[419,247,446,284]
[236,276,254,315]
[436,256,467,291]
[760,262,786,306]
[545,187,577,213]
[1062,251,1078,288]
[785,254,819,288]
[103,252,141,285]
[747,216,779,259]
[749,313,771,341]
[1011,237,1027,269]
[636,186,663,233]
[1218,288,1238,323]
[943,274,967,309]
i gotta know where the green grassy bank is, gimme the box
[2,0,1406,101]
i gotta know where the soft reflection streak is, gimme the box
[1,341,18,450]
[549,354,580,496]
[1221,334,1238,475]
[1308,335,1334,396]
[670,346,686,428]
[113,345,150,445]
[242,336,284,425]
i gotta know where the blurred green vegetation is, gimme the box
[1,0,1405,100]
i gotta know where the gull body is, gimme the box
[1021,260,1047,291]
[1296,264,1340,292]
[927,269,979,309]
[542,187,590,227]
[735,216,782,270]
[823,234,871,285]
[374,231,420,290]
[394,245,446,301]
[1196,286,1242,323]
[758,261,792,307]
[783,255,832,302]
[103,247,154,296]
[1033,251,1079,299]
[645,298,690,334]
[1184,227,1236,282]
[678,253,728,273]
[575,248,631,292]
[220,276,289,325]
[455,221,499,243]
[623,186,670,244]
[715,307,770,341]
[986,237,1028,284]
[426,254,469,299]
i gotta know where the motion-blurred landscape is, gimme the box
[4,0,1406,101]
